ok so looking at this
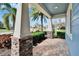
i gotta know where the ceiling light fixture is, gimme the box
[54,6,58,9]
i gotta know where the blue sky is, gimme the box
[0,3,65,27]
[0,10,9,21]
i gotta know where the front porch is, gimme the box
[0,3,72,56]
[0,38,70,56]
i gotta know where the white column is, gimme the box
[47,19,52,31]
[13,3,30,38]
[47,18,53,39]
[11,3,32,56]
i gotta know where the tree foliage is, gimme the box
[0,3,17,30]
[31,5,48,31]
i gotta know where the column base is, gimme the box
[19,36,33,56]
[11,35,33,56]
[47,31,53,39]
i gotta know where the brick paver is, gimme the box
[33,38,70,56]
[0,48,11,56]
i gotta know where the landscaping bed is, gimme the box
[0,34,12,49]
[0,31,46,48]
[54,30,65,39]
[32,32,46,46]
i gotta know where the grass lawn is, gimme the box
[0,29,2,32]
[32,32,44,36]
[0,29,11,34]
[55,29,65,32]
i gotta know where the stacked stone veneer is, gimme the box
[11,37,19,56]
[19,36,33,56]
[11,35,33,56]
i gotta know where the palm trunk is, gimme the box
[3,17,10,30]
[13,19,15,30]
[13,15,15,31]
[40,13,43,31]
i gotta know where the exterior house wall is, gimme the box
[66,3,79,56]
[66,4,72,55]
[71,3,79,56]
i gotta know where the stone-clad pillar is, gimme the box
[11,3,33,56]
[47,18,53,39]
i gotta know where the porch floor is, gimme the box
[33,38,70,56]
[0,38,70,56]
[0,48,11,56]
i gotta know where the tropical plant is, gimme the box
[0,3,17,30]
[31,6,48,31]
[0,21,3,28]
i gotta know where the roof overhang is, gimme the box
[31,3,68,19]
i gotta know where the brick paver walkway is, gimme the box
[0,48,11,56]
[33,38,70,56]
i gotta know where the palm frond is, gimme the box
[0,3,11,11]
[43,16,47,23]
[32,15,39,21]
[31,5,38,13]
[10,8,17,15]
[31,5,49,31]
[0,3,17,30]
[1,3,11,8]
[2,13,10,30]
[32,12,40,21]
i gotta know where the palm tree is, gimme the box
[31,6,47,31]
[0,21,3,28]
[0,3,17,30]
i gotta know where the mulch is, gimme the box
[0,34,12,48]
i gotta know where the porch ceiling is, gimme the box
[42,3,68,15]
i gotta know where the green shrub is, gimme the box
[57,31,65,39]
[53,30,65,39]
[32,32,46,46]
